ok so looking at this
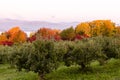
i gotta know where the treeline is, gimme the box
[0,20,120,46]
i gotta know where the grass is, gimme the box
[46,58,120,80]
[1,58,120,80]
[0,64,38,80]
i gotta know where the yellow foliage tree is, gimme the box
[30,32,35,37]
[89,20,115,36]
[75,22,91,36]
[0,34,8,43]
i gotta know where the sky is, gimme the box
[0,0,120,23]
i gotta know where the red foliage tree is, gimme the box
[35,28,61,41]
[27,35,36,42]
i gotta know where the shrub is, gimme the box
[63,41,76,66]
[27,40,62,80]
[10,40,62,80]
[73,39,105,69]
[0,45,13,64]
[9,42,34,70]
[104,38,120,58]
[54,41,68,62]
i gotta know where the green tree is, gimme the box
[60,27,75,40]
[73,40,104,69]
[10,40,61,80]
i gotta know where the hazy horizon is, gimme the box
[0,0,120,23]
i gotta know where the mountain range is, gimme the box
[0,18,79,32]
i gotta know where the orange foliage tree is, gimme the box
[35,27,61,41]
[7,27,27,43]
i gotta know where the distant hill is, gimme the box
[0,18,79,32]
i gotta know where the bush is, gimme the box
[0,45,13,64]
[27,40,63,80]
[63,41,76,66]
[54,41,68,62]
[73,39,105,69]
[10,40,63,80]
[105,38,120,58]
[9,42,34,70]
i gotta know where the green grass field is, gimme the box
[1,58,120,80]
[0,64,38,80]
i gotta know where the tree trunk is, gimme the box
[38,73,45,80]
[98,59,106,65]
[81,62,86,69]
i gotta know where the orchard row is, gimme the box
[0,36,120,79]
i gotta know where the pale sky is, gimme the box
[0,0,120,23]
